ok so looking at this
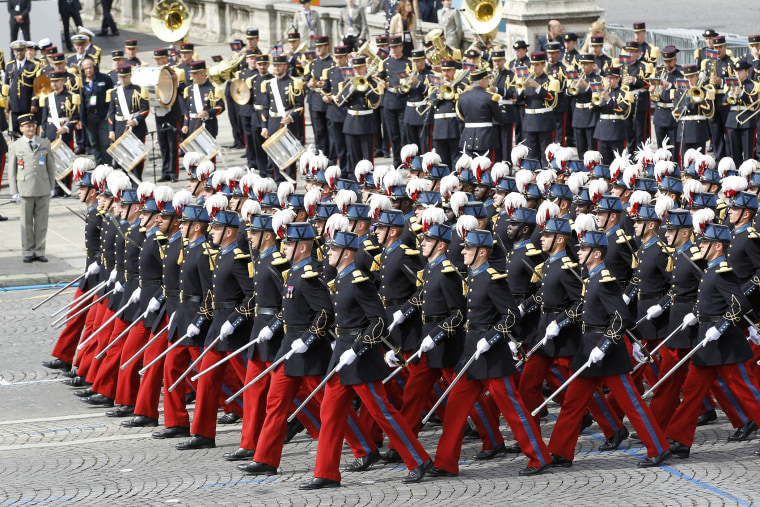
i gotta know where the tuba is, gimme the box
[151,0,190,43]
[461,0,503,44]
[208,51,247,88]
[424,29,451,67]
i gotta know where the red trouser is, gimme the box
[394,353,504,451]
[314,377,430,482]
[549,373,668,459]
[666,361,760,447]
[133,321,169,419]
[162,345,201,428]
[90,317,130,399]
[519,354,622,438]
[51,288,92,364]
[434,373,551,474]
[78,300,110,379]
[113,322,152,406]
[189,349,246,439]
[71,295,101,370]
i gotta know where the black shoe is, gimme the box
[506,442,522,454]
[638,449,671,468]
[426,414,443,426]
[0,215,7,221]
[463,425,480,440]
[95,30,109,36]
[599,426,629,452]
[696,409,717,426]
[64,376,91,388]
[61,370,76,378]
[73,388,94,397]
[217,412,241,424]
[34,255,48,263]
[428,467,457,478]
[474,443,507,460]
[121,415,158,427]
[669,441,690,458]
[345,449,380,472]
[519,463,550,476]
[186,391,196,404]
[105,405,134,417]
[176,435,215,450]
[579,413,594,433]
[551,455,573,468]
[728,421,758,442]
[81,394,114,407]
[74,148,86,155]
[223,448,255,461]
[23,256,33,263]
[239,461,278,475]
[298,477,341,490]
[152,426,190,439]
[42,358,71,371]
[402,459,433,483]
[158,176,172,182]
[284,418,305,444]
[111,30,120,36]
[381,449,403,463]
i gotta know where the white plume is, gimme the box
[354,159,374,184]
[196,160,215,182]
[324,213,350,239]
[106,171,131,199]
[204,193,229,217]
[682,179,703,205]
[383,169,406,194]
[502,192,527,216]
[239,173,260,197]
[324,165,341,190]
[421,206,446,230]
[334,189,358,213]
[739,159,760,180]
[211,170,228,192]
[693,208,715,236]
[449,191,470,218]
[405,178,428,201]
[654,160,675,183]
[696,153,716,172]
[455,152,472,172]
[567,172,590,196]
[172,189,194,215]
[717,157,736,178]
[253,177,277,201]
[136,181,156,202]
[536,201,560,228]
[491,162,511,182]
[304,188,323,217]
[401,144,418,165]
[588,179,609,204]
[439,174,460,200]
[654,195,675,219]
[583,150,602,170]
[573,213,598,236]
[272,208,296,239]
[92,164,114,190]
[72,157,95,181]
[226,166,247,187]
[544,142,560,162]
[240,199,262,224]
[368,194,392,219]
[455,215,479,239]
[683,147,702,169]
[629,190,652,207]
[277,181,295,207]
[183,152,203,173]
[421,149,441,172]
[373,165,391,190]
[311,151,330,172]
[535,169,557,196]
[622,165,642,190]
[153,185,175,207]
[514,169,534,194]
[721,175,748,198]
[511,141,530,168]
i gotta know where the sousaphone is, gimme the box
[151,0,191,42]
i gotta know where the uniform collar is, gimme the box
[484,198,494,208]
[188,237,205,249]
[676,240,692,255]
[588,262,606,279]
[338,262,356,279]
[708,255,725,269]
[404,210,415,221]
[428,254,447,268]
[734,222,751,235]
[604,224,620,237]
[260,245,277,258]
[641,236,657,250]
[384,239,402,254]
[357,233,369,243]
[547,251,564,264]
[146,225,159,237]
[87,203,97,213]
[291,257,310,272]
[220,242,236,255]
[514,239,530,250]
[127,219,139,230]
[167,230,182,244]
[470,261,490,276]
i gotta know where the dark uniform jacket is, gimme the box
[656,241,704,349]
[652,67,683,130]
[403,67,433,126]
[593,88,632,141]
[176,237,215,347]
[521,73,556,132]
[40,90,80,144]
[603,224,637,290]
[432,81,465,140]
[106,83,150,138]
[456,86,501,152]
[79,202,103,291]
[139,227,166,330]
[624,236,673,341]
[379,239,424,351]
[505,239,544,344]
[4,58,37,113]
[727,223,760,311]
[249,245,290,362]
[305,55,335,113]
[572,71,601,129]
[378,55,411,111]
[674,87,714,144]
[157,231,183,339]
[261,74,305,136]
[340,76,381,135]
[726,78,758,129]
[493,67,519,124]
[183,80,225,136]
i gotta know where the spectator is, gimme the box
[537,19,565,53]
[79,57,113,166]
[97,0,119,36]
[580,20,624,58]
[293,0,323,50]
[389,0,417,56]
[8,0,31,42]
[340,0,368,51]
[438,0,463,51]
[413,0,435,23]
[58,0,83,52]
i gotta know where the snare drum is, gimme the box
[262,127,304,171]
[107,129,147,182]
[51,138,77,195]
[131,66,178,109]
[179,126,220,162]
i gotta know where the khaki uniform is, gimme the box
[7,136,56,257]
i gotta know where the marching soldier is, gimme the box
[305,36,334,159]
[651,47,684,160]
[107,65,149,180]
[261,55,305,182]
[703,35,736,160]
[182,60,225,139]
[725,60,758,167]
[403,49,433,153]
[124,39,142,68]
[431,60,465,170]
[593,67,633,164]
[490,49,519,162]
[322,45,350,172]
[456,67,501,159]
[340,55,381,171]
[378,35,412,167]
[520,51,559,164]
[151,48,184,182]
[3,40,38,133]
[571,54,602,155]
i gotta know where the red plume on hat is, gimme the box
[154,186,174,212]
[204,193,228,220]
[137,182,156,206]
[588,179,608,205]
[254,178,277,202]
[536,201,559,229]
[401,144,418,167]
[628,190,651,217]
[240,173,258,198]
[172,189,194,217]
[72,158,95,182]
[325,165,341,190]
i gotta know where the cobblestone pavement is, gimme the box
[2,288,760,506]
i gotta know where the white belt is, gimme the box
[656,103,674,109]
[731,106,751,111]
[434,113,458,119]
[48,117,69,124]
[600,114,624,120]
[680,115,706,121]
[407,101,426,107]
[115,115,129,121]
[254,105,263,110]
[498,99,515,105]
[575,102,593,109]
[347,109,374,116]
[269,111,289,118]
[525,107,552,114]
[464,122,494,128]
[189,113,203,119]
[387,87,399,93]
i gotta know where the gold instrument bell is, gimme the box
[230,78,251,106]
[461,0,503,42]
[151,0,191,42]
[33,74,53,97]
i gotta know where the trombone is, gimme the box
[737,98,760,125]
[650,67,667,102]
[334,62,380,107]
[415,68,469,115]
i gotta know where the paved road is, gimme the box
[2,287,760,505]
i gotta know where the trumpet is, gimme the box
[512,71,534,92]
[726,80,742,105]
[620,63,631,93]
[567,71,586,96]
[591,78,609,106]
[399,69,418,94]
[651,68,667,102]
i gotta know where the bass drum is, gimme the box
[131,66,178,109]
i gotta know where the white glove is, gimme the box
[704,326,721,343]
[108,268,118,284]
[186,324,200,338]
[509,341,518,355]
[11,194,20,203]
[589,346,605,363]
[257,326,274,342]
[85,263,101,277]
[388,310,406,332]
[220,320,235,339]
[518,304,525,317]
[113,281,124,293]
[474,337,491,360]
[336,348,358,370]
[50,190,55,199]
[542,321,560,345]
[749,327,760,346]
[128,288,141,305]
[682,313,698,327]
[420,335,436,352]
[622,294,631,305]
[632,343,647,364]
[385,349,401,367]
[146,297,161,313]
[646,305,663,320]
[291,338,308,354]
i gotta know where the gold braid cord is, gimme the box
[751,275,760,287]
[495,308,518,334]
[200,289,214,319]
[604,310,624,343]
[439,309,464,336]
[566,300,583,322]
[309,309,330,338]
[723,295,742,325]
[235,297,255,319]
[362,318,386,345]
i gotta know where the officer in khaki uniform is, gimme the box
[7,114,57,263]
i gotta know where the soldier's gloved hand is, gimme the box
[388,310,406,332]
[646,304,663,320]
[518,304,525,317]
[108,268,118,285]
[474,338,491,360]
[632,343,647,364]
[128,287,141,305]
[542,321,560,345]
[385,349,401,367]
[336,348,357,371]
[146,297,161,313]
[186,324,200,338]
[703,326,721,344]
[257,326,274,342]
[290,338,309,354]
[420,335,436,353]
[682,313,698,327]
[508,341,519,355]
[85,262,100,277]
[749,327,760,346]
[11,194,19,203]
[589,346,605,364]
[113,281,124,293]
[622,294,631,305]
[220,320,235,339]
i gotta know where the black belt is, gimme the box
[698,315,722,324]
[672,295,697,304]
[466,324,492,332]
[140,279,162,288]
[382,297,408,306]
[638,291,665,300]
[336,327,363,335]
[213,301,239,310]
[542,305,565,313]
[87,249,100,256]
[582,324,607,333]
[422,314,447,324]
[164,289,180,297]
[283,324,309,333]
[255,306,277,316]
[512,293,529,300]
[125,271,139,281]
[180,294,202,303]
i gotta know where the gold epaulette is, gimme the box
[689,245,703,261]
[599,269,617,283]
[416,269,425,286]
[441,259,457,273]
[363,239,379,251]
[140,87,150,101]
[410,221,423,233]
[748,227,759,239]
[526,244,542,256]
[283,269,290,283]
[302,264,319,278]
[106,89,112,102]
[716,261,733,273]
[352,270,369,284]
[248,262,254,278]
[233,247,250,260]
[72,94,81,106]
[183,87,189,99]
[293,77,303,92]
[487,267,507,280]
[271,252,288,265]
[561,257,578,269]
[616,228,632,244]
[327,279,336,293]
[38,95,46,107]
